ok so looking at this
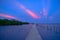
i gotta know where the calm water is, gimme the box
[0,24,60,40]
[0,24,32,40]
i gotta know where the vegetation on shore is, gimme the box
[0,19,29,26]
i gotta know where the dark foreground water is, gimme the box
[0,24,32,40]
[0,24,60,40]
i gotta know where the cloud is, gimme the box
[18,3,40,19]
[0,14,17,19]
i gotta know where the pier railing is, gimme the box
[36,24,60,33]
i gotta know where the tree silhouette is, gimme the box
[0,19,29,26]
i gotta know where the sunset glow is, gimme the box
[19,3,40,19]
[0,14,16,19]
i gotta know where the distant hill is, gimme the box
[0,19,29,26]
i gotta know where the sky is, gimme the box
[0,0,60,23]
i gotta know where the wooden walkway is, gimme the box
[26,24,42,40]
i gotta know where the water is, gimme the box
[0,24,60,40]
[0,25,32,40]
